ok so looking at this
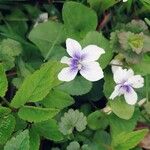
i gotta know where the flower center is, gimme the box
[120,84,131,93]
[77,63,82,70]
[70,58,83,70]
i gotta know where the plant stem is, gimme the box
[0,97,12,109]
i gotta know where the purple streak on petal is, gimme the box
[73,52,81,60]
[70,58,78,70]
[120,84,131,93]
[79,64,88,73]
[80,53,87,61]
[70,66,78,74]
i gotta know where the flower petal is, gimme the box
[110,59,123,73]
[127,75,144,88]
[58,67,78,82]
[66,38,82,57]
[124,87,138,105]
[113,67,134,84]
[60,56,71,65]
[81,45,105,62]
[109,85,121,99]
[80,62,104,81]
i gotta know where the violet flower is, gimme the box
[58,38,105,82]
[110,67,144,105]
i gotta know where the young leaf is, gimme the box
[62,1,97,39]
[56,76,92,96]
[66,141,80,150]
[66,141,89,150]
[59,109,87,135]
[11,61,62,108]
[0,63,8,97]
[113,129,148,150]
[0,114,16,145]
[4,130,30,150]
[34,119,63,141]
[41,89,74,109]
[29,128,40,150]
[18,106,60,123]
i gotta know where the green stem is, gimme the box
[0,97,13,109]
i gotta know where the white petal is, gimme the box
[80,62,104,81]
[81,45,105,62]
[60,56,71,65]
[66,38,82,57]
[124,87,138,105]
[113,68,134,84]
[109,85,120,99]
[127,75,144,88]
[110,59,123,74]
[58,67,78,82]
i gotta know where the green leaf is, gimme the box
[88,0,118,13]
[103,71,115,99]
[131,54,150,76]
[29,128,40,150]
[66,141,80,150]
[82,31,113,69]
[59,109,87,135]
[109,97,135,120]
[5,9,28,37]
[66,141,89,150]
[56,76,92,96]
[145,18,150,26]
[41,89,74,109]
[4,130,30,150]
[109,110,139,140]
[62,1,97,39]
[0,64,8,97]
[34,119,63,141]
[11,61,62,108]
[87,110,108,130]
[0,39,22,70]
[84,80,104,101]
[90,130,111,150]
[18,106,60,123]
[28,21,66,60]
[113,129,148,150]
[14,113,27,132]
[0,106,11,117]
[0,114,16,145]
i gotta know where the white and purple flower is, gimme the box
[110,67,144,105]
[58,38,105,82]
